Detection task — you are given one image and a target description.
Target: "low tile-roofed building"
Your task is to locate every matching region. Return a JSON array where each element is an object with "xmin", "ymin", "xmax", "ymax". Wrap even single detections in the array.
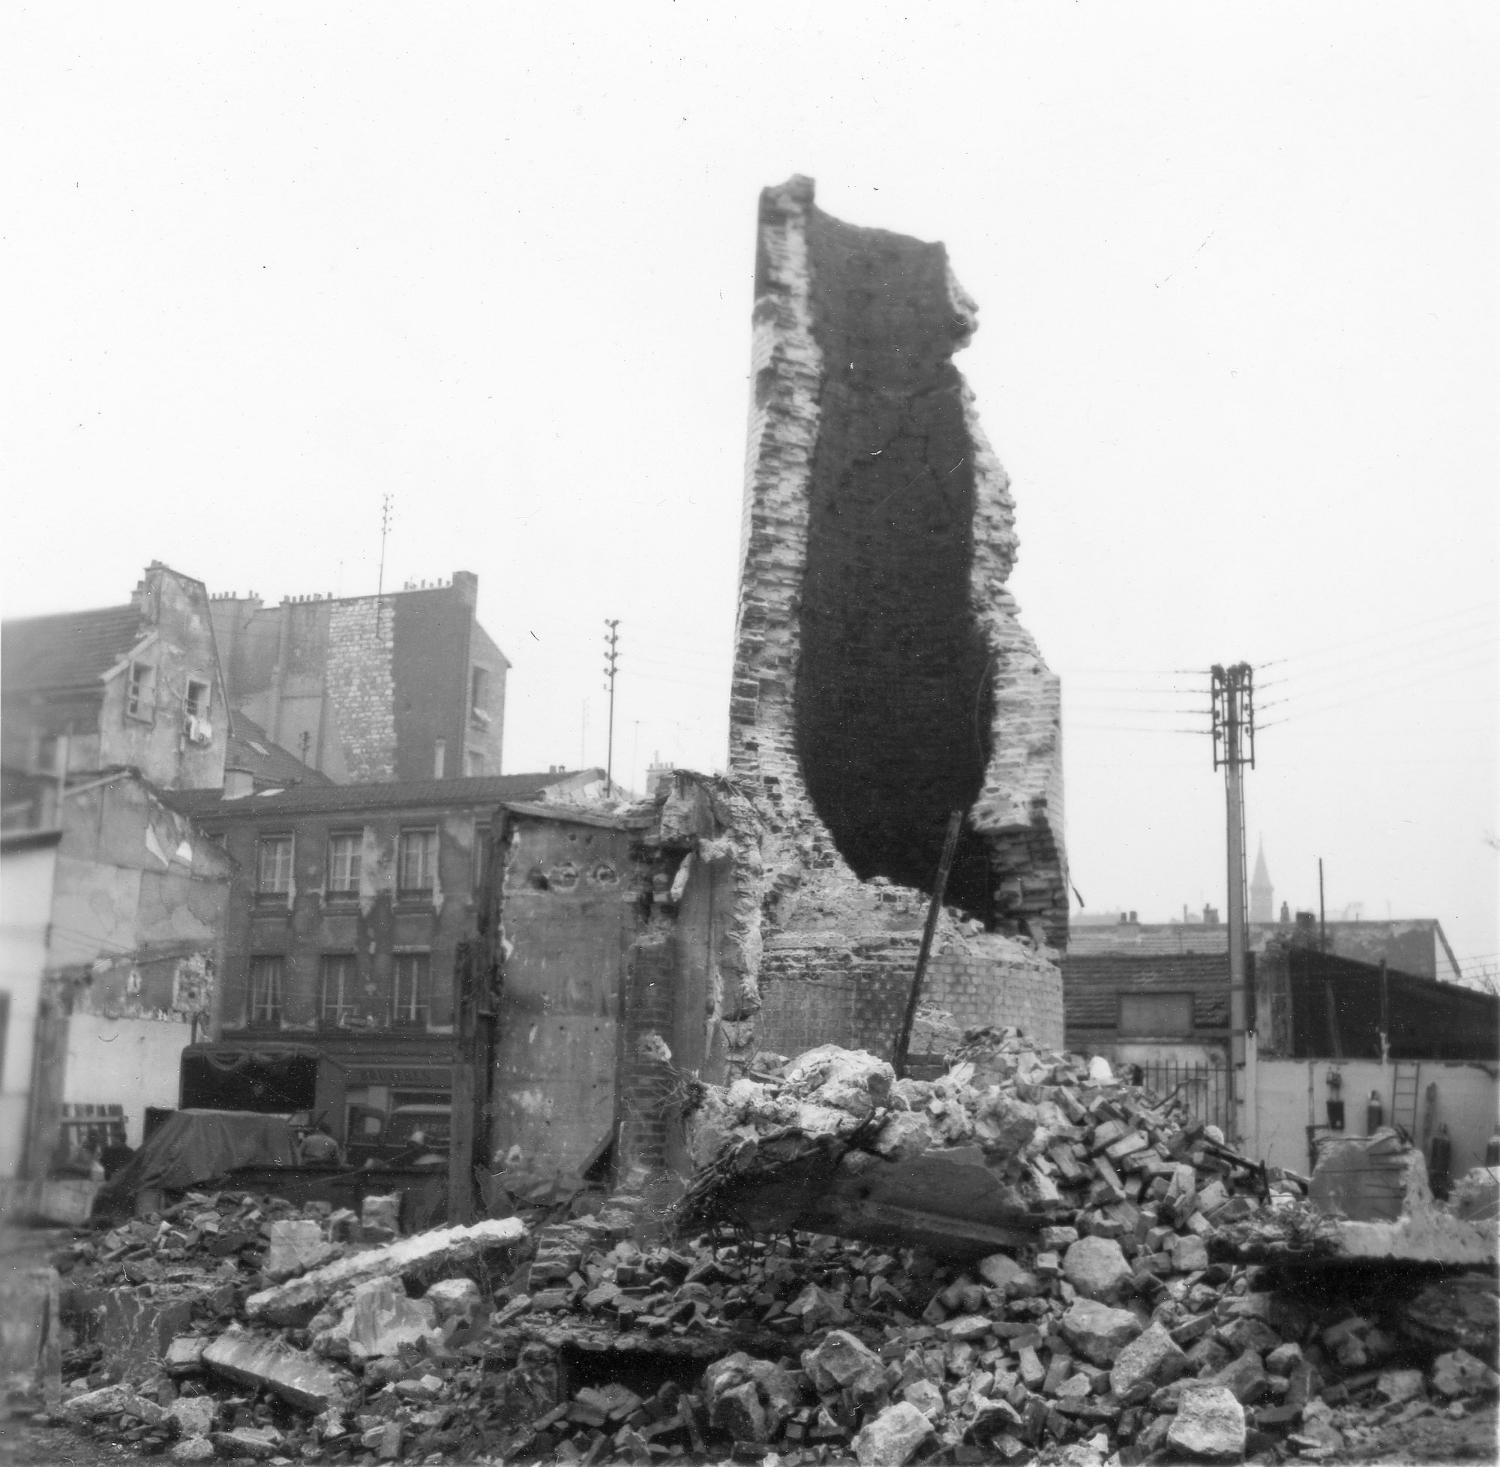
[
  {"xmin": 163, "ymin": 768, "xmax": 605, "ymax": 818},
  {"xmin": 1066, "ymin": 915, "xmax": 1465, "ymax": 987},
  {"xmin": 224, "ymin": 710, "xmax": 331, "ymax": 793},
  {"xmin": 1, "ymin": 604, "xmax": 142, "ymax": 693},
  {"xmin": 1063, "ymin": 952, "xmax": 1232, "ymax": 1038}
]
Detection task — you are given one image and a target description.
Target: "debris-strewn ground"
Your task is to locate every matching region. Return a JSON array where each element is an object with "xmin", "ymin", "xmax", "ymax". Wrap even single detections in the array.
[{"xmin": 10, "ymin": 1029, "xmax": 1499, "ymax": 1465}]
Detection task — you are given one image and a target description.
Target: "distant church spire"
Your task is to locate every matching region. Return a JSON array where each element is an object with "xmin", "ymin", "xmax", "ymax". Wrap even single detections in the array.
[{"xmin": 1250, "ymin": 838, "xmax": 1274, "ymax": 924}]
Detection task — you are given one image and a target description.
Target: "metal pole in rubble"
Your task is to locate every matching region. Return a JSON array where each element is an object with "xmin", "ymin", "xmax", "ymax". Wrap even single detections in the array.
[
  {"xmin": 1211, "ymin": 662, "xmax": 1255, "ymax": 1147},
  {"xmin": 893, "ymin": 809, "xmax": 965, "ymax": 1080},
  {"xmin": 603, "ymin": 620, "xmax": 620, "ymax": 795}
]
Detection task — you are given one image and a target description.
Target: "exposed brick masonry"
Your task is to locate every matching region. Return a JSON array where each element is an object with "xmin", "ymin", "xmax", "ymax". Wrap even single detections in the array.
[{"xmin": 326, "ymin": 600, "xmax": 397, "ymax": 783}]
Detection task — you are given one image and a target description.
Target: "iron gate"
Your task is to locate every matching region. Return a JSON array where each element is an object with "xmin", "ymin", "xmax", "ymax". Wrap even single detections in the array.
[{"xmin": 1135, "ymin": 1059, "xmax": 1230, "ymax": 1136}]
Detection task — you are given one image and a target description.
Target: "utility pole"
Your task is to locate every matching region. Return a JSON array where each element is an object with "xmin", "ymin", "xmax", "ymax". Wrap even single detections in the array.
[
  {"xmin": 1211, "ymin": 662, "xmax": 1256, "ymax": 1148},
  {"xmin": 603, "ymin": 620, "xmax": 620, "ymax": 795}
]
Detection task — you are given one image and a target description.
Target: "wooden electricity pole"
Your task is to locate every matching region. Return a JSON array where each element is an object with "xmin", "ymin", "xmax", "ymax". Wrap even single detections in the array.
[{"xmin": 1211, "ymin": 663, "xmax": 1256, "ymax": 1145}]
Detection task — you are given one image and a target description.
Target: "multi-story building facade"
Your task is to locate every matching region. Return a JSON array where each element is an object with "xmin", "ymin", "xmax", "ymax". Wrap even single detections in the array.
[
  {"xmin": 166, "ymin": 769, "xmax": 604, "ymax": 1139},
  {"xmin": 208, "ymin": 572, "xmax": 508, "ymax": 786}
]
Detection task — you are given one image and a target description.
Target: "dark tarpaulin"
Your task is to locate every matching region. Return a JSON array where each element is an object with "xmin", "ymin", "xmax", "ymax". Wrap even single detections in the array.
[{"xmin": 96, "ymin": 1109, "xmax": 296, "ymax": 1211}]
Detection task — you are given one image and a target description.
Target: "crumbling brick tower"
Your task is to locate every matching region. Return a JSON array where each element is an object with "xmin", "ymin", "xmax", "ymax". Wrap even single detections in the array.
[{"xmin": 726, "ymin": 176, "xmax": 1067, "ymax": 1061}]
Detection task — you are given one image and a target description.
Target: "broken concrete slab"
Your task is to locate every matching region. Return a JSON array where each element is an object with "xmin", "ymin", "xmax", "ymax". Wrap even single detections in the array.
[
  {"xmin": 61, "ymin": 1382, "xmax": 164, "ymax": 1424},
  {"xmin": 202, "ymin": 1323, "xmax": 350, "ymax": 1412},
  {"xmin": 245, "ymin": 1215, "xmax": 525, "ymax": 1326}
]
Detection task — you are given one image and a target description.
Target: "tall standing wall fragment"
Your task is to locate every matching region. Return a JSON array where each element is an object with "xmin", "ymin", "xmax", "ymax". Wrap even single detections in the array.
[{"xmin": 731, "ymin": 177, "xmax": 1067, "ymax": 951}]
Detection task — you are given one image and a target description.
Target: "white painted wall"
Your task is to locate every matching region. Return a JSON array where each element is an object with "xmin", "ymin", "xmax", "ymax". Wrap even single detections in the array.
[
  {"xmin": 0, "ymin": 837, "xmax": 59, "ymax": 1179},
  {"xmin": 1254, "ymin": 1055, "xmax": 1499, "ymax": 1179},
  {"xmin": 64, "ymin": 1012, "xmax": 189, "ymax": 1145}
]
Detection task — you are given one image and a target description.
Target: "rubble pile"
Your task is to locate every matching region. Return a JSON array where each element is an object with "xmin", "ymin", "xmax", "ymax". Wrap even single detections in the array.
[{"xmin": 35, "ymin": 1035, "xmax": 1500, "ymax": 1465}]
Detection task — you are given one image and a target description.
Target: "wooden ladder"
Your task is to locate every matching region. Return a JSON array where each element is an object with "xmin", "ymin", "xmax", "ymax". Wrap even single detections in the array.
[{"xmin": 1391, "ymin": 1061, "xmax": 1422, "ymax": 1137}]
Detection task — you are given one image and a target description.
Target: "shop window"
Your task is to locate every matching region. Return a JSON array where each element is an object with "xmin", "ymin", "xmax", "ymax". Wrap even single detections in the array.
[
  {"xmin": 248, "ymin": 956, "xmax": 284, "ymax": 1028},
  {"xmin": 393, "ymin": 952, "xmax": 430, "ymax": 1029}
]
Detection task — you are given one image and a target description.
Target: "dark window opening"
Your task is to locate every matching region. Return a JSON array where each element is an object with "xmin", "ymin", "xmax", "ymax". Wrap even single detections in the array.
[
  {"xmin": 248, "ymin": 956, "xmax": 284, "ymax": 1028},
  {"xmin": 126, "ymin": 660, "xmax": 156, "ymax": 722},
  {"xmin": 393, "ymin": 952, "xmax": 430, "ymax": 1029}
]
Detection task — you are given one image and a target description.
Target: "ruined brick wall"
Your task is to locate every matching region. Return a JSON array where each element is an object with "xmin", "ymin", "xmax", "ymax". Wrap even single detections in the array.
[
  {"xmin": 326, "ymin": 600, "xmax": 398, "ymax": 782},
  {"xmin": 721, "ymin": 178, "xmax": 1066, "ymax": 1074},
  {"xmin": 729, "ymin": 177, "xmax": 1066, "ymax": 943},
  {"xmin": 924, "ymin": 940, "xmax": 1065, "ymax": 1050}
]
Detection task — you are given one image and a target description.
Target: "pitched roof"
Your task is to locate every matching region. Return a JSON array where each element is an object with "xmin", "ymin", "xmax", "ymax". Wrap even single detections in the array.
[
  {"xmin": 163, "ymin": 770, "xmax": 602, "ymax": 819},
  {"xmin": 225, "ymin": 711, "xmax": 332, "ymax": 791},
  {"xmin": 1, "ymin": 605, "xmax": 143, "ymax": 694}
]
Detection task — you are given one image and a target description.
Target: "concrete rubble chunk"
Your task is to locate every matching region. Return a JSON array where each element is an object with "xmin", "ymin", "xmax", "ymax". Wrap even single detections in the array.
[
  {"xmin": 265, "ymin": 1218, "xmax": 339, "ymax": 1281},
  {"xmin": 169, "ymin": 1439, "xmax": 215, "ymax": 1463},
  {"xmin": 853, "ymin": 1400, "xmax": 936, "ymax": 1467},
  {"xmin": 1110, "ymin": 1321, "xmax": 1189, "ymax": 1398},
  {"xmin": 802, "ymin": 1329, "xmax": 886, "ymax": 1398},
  {"xmin": 1060, "ymin": 1298, "xmax": 1143, "ymax": 1366},
  {"xmin": 361, "ymin": 1193, "xmax": 401, "ymax": 1242},
  {"xmin": 423, "ymin": 1275, "xmax": 485, "ymax": 1330},
  {"xmin": 61, "ymin": 1382, "xmax": 164, "ymax": 1424},
  {"xmin": 313, "ymin": 1276, "xmax": 439, "ymax": 1360},
  {"xmin": 977, "ymin": 1252, "xmax": 1024, "ymax": 1290},
  {"xmin": 1062, "ymin": 1236, "xmax": 1133, "ymax": 1301},
  {"xmin": 1212, "ymin": 1347, "xmax": 1272, "ymax": 1405},
  {"xmin": 1167, "ymin": 1384, "xmax": 1247, "ymax": 1461},
  {"xmin": 202, "ymin": 1323, "xmax": 349, "ymax": 1412},
  {"xmin": 166, "ymin": 1395, "xmax": 216, "ymax": 1437},
  {"xmin": 1430, "ymin": 1348, "xmax": 1500, "ymax": 1399},
  {"xmin": 246, "ymin": 1215, "xmax": 525, "ymax": 1326},
  {"xmin": 210, "ymin": 1425, "xmax": 282, "ymax": 1460}
]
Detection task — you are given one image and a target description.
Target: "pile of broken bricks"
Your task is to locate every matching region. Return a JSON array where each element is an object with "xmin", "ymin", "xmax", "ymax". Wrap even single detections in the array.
[{"xmin": 35, "ymin": 1030, "xmax": 1500, "ymax": 1465}]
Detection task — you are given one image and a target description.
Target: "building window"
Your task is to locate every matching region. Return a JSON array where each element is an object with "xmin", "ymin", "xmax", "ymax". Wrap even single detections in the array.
[
  {"xmin": 469, "ymin": 666, "xmax": 490, "ymax": 727},
  {"xmin": 35, "ymin": 733, "xmax": 59, "ymax": 774},
  {"xmin": 248, "ymin": 956, "xmax": 284, "ymax": 1027},
  {"xmin": 392, "ymin": 952, "xmax": 430, "ymax": 1029},
  {"xmin": 397, "ymin": 828, "xmax": 437, "ymax": 898},
  {"xmin": 326, "ymin": 831, "xmax": 361, "ymax": 897},
  {"xmin": 433, "ymin": 739, "xmax": 447, "ymax": 778},
  {"xmin": 256, "ymin": 835, "xmax": 294, "ymax": 899},
  {"xmin": 126, "ymin": 660, "xmax": 156, "ymax": 722},
  {"xmin": 1118, "ymin": 992, "xmax": 1195, "ymax": 1038},
  {"xmin": 320, "ymin": 954, "xmax": 357, "ymax": 1028},
  {"xmin": 473, "ymin": 824, "xmax": 489, "ymax": 894},
  {"xmin": 466, "ymin": 749, "xmax": 485, "ymax": 776},
  {"xmin": 185, "ymin": 679, "xmax": 211, "ymax": 720}
]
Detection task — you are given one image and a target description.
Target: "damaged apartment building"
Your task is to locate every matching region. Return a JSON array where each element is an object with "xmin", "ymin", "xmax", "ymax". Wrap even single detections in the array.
[{"xmin": 474, "ymin": 177, "xmax": 1072, "ymax": 1190}]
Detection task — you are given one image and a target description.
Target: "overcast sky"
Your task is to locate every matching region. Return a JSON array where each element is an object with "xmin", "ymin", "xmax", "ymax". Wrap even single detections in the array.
[{"xmin": 3, "ymin": 4, "xmax": 1495, "ymax": 977}]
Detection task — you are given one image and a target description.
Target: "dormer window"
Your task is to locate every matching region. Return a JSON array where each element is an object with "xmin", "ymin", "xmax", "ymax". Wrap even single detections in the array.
[{"xmin": 126, "ymin": 660, "xmax": 156, "ymax": 722}]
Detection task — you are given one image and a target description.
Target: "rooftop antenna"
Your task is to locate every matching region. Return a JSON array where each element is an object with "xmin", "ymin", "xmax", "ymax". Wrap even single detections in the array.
[{"xmin": 376, "ymin": 493, "xmax": 393, "ymax": 636}]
